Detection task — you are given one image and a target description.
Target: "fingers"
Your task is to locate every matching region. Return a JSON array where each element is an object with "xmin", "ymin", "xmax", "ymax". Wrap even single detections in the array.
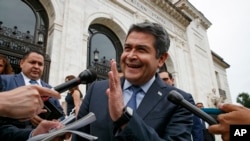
[
  {"xmin": 40, "ymin": 109, "xmax": 47, "ymax": 113},
  {"xmin": 107, "ymin": 59, "xmax": 124, "ymax": 121},
  {"xmin": 208, "ymin": 124, "xmax": 223, "ymax": 134},
  {"xmin": 108, "ymin": 60, "xmax": 118, "ymax": 91},
  {"xmin": 110, "ymin": 59, "xmax": 117, "ymax": 75},
  {"xmin": 53, "ymin": 133, "xmax": 71, "ymax": 141},
  {"xmin": 33, "ymin": 85, "xmax": 61, "ymax": 99},
  {"xmin": 31, "ymin": 116, "xmax": 43, "ymax": 126},
  {"xmin": 218, "ymin": 103, "xmax": 245, "ymax": 113},
  {"xmin": 37, "ymin": 96, "xmax": 44, "ymax": 114},
  {"xmin": 209, "ymin": 124, "xmax": 230, "ymax": 141},
  {"xmin": 111, "ymin": 59, "xmax": 119, "ymax": 81},
  {"xmin": 32, "ymin": 120, "xmax": 61, "ymax": 137}
]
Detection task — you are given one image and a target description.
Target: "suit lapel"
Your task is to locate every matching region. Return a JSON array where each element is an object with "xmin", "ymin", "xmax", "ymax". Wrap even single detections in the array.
[
  {"xmin": 14, "ymin": 73, "xmax": 49, "ymax": 88},
  {"xmin": 40, "ymin": 81, "xmax": 47, "ymax": 87},
  {"xmin": 136, "ymin": 76, "xmax": 167, "ymax": 119},
  {"xmin": 14, "ymin": 73, "xmax": 25, "ymax": 87}
]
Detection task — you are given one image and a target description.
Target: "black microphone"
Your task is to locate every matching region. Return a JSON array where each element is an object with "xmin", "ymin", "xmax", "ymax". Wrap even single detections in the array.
[
  {"xmin": 167, "ymin": 90, "xmax": 218, "ymax": 125},
  {"xmin": 53, "ymin": 69, "xmax": 97, "ymax": 93}
]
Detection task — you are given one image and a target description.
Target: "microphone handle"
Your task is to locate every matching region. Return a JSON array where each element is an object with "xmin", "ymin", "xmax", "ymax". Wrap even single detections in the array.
[
  {"xmin": 181, "ymin": 99, "xmax": 218, "ymax": 125},
  {"xmin": 53, "ymin": 78, "xmax": 81, "ymax": 93}
]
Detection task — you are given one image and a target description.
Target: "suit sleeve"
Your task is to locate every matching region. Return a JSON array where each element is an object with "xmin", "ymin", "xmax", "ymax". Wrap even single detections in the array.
[
  {"xmin": 71, "ymin": 82, "xmax": 94, "ymax": 141},
  {"xmin": 0, "ymin": 124, "xmax": 32, "ymax": 141},
  {"xmin": 116, "ymin": 92, "xmax": 193, "ymax": 141},
  {"xmin": 0, "ymin": 75, "xmax": 7, "ymax": 92}
]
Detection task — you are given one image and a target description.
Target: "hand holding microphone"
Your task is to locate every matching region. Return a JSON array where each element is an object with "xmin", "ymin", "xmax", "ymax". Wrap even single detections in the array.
[
  {"xmin": 53, "ymin": 69, "xmax": 97, "ymax": 93},
  {"xmin": 40, "ymin": 69, "xmax": 97, "ymax": 120}
]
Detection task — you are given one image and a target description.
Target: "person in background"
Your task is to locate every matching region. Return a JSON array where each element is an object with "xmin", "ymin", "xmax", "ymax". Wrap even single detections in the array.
[
  {"xmin": 0, "ymin": 54, "xmax": 13, "ymax": 74},
  {"xmin": 191, "ymin": 112, "xmax": 204, "ymax": 141},
  {"xmin": 159, "ymin": 70, "xmax": 203, "ymax": 141},
  {"xmin": 159, "ymin": 71, "xmax": 174, "ymax": 86},
  {"xmin": 65, "ymin": 75, "xmax": 83, "ymax": 116},
  {"xmin": 208, "ymin": 103, "xmax": 250, "ymax": 141},
  {"xmin": 73, "ymin": 22, "xmax": 195, "ymax": 141},
  {"xmin": 0, "ymin": 50, "xmax": 65, "ymax": 141},
  {"xmin": 196, "ymin": 102, "xmax": 215, "ymax": 141}
]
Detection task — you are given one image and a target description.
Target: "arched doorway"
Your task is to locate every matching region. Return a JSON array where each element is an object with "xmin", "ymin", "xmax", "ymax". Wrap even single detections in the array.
[
  {"xmin": 0, "ymin": 0, "xmax": 50, "ymax": 81},
  {"xmin": 88, "ymin": 24, "xmax": 123, "ymax": 80}
]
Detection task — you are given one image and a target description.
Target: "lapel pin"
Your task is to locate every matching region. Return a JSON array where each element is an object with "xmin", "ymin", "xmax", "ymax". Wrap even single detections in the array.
[{"xmin": 157, "ymin": 91, "xmax": 162, "ymax": 96}]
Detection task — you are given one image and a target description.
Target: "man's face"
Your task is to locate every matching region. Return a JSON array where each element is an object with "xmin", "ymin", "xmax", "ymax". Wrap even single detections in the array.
[
  {"xmin": 196, "ymin": 103, "xmax": 204, "ymax": 109},
  {"xmin": 120, "ymin": 31, "xmax": 167, "ymax": 85},
  {"xmin": 159, "ymin": 72, "xmax": 173, "ymax": 86},
  {"xmin": 0, "ymin": 59, "xmax": 4, "ymax": 74},
  {"xmin": 20, "ymin": 52, "xmax": 44, "ymax": 80}
]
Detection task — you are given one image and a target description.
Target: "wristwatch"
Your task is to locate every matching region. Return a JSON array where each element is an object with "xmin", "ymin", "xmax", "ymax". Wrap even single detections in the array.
[{"xmin": 114, "ymin": 107, "xmax": 133, "ymax": 129}]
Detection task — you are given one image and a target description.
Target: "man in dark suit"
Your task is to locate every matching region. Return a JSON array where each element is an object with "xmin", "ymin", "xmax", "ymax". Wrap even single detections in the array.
[
  {"xmin": 73, "ymin": 22, "xmax": 194, "ymax": 141},
  {"xmin": 192, "ymin": 115, "xmax": 204, "ymax": 141},
  {"xmin": 0, "ymin": 51, "xmax": 64, "ymax": 141},
  {"xmin": 159, "ymin": 71, "xmax": 204, "ymax": 141},
  {"xmin": 159, "ymin": 71, "xmax": 175, "ymax": 86},
  {"xmin": 196, "ymin": 102, "xmax": 215, "ymax": 141}
]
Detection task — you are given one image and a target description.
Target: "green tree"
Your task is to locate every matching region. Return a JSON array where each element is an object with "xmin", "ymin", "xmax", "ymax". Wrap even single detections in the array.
[{"xmin": 237, "ymin": 92, "xmax": 250, "ymax": 108}]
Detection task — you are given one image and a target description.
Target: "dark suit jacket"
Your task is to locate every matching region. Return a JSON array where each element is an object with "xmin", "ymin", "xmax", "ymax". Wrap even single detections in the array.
[
  {"xmin": 191, "ymin": 115, "xmax": 204, "ymax": 141},
  {"xmin": 0, "ymin": 73, "xmax": 64, "ymax": 141},
  {"xmin": 73, "ymin": 74, "xmax": 194, "ymax": 141},
  {"xmin": 203, "ymin": 114, "xmax": 216, "ymax": 141}
]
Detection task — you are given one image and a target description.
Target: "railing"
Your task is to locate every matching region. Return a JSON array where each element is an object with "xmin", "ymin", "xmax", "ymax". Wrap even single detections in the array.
[
  {"xmin": 0, "ymin": 22, "xmax": 50, "ymax": 82},
  {"xmin": 89, "ymin": 57, "xmax": 121, "ymax": 80},
  {"xmin": 0, "ymin": 34, "xmax": 44, "ymax": 52}
]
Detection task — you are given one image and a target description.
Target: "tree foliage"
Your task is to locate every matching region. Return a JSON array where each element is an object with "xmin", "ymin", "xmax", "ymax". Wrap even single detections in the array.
[{"xmin": 236, "ymin": 92, "xmax": 250, "ymax": 108}]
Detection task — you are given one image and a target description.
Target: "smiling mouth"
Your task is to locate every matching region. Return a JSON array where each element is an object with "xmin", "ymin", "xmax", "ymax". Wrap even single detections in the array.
[
  {"xmin": 31, "ymin": 71, "xmax": 40, "ymax": 74},
  {"xmin": 127, "ymin": 63, "xmax": 141, "ymax": 68}
]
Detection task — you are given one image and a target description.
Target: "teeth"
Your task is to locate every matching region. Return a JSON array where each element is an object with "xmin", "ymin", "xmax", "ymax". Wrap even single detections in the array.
[{"xmin": 128, "ymin": 65, "xmax": 137, "ymax": 68}]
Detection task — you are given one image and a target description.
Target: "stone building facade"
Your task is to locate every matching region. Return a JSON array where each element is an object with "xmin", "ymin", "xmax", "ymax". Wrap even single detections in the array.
[{"xmin": 0, "ymin": 0, "xmax": 231, "ymax": 107}]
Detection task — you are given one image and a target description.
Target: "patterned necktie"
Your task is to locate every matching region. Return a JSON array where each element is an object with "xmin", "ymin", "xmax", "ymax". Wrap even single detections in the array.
[
  {"xmin": 29, "ymin": 79, "xmax": 38, "ymax": 85},
  {"xmin": 126, "ymin": 85, "xmax": 141, "ymax": 110}
]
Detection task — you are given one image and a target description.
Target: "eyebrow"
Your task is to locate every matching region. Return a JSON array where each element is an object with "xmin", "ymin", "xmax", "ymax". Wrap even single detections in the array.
[{"xmin": 162, "ymin": 78, "xmax": 169, "ymax": 80}]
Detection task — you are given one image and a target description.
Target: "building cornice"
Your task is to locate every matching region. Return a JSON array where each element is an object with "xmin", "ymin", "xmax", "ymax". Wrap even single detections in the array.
[
  {"xmin": 174, "ymin": 0, "xmax": 212, "ymax": 29},
  {"xmin": 111, "ymin": 0, "xmax": 191, "ymax": 27},
  {"xmin": 150, "ymin": 0, "xmax": 191, "ymax": 27},
  {"xmin": 212, "ymin": 51, "xmax": 230, "ymax": 69}
]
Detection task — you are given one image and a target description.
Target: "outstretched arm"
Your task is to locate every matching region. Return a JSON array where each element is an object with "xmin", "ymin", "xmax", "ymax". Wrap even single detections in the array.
[
  {"xmin": 0, "ymin": 85, "xmax": 60, "ymax": 120},
  {"xmin": 208, "ymin": 103, "xmax": 250, "ymax": 141}
]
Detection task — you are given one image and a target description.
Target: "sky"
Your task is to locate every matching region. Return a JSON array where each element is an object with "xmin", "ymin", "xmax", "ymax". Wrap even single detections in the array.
[{"xmin": 188, "ymin": 0, "xmax": 250, "ymax": 103}]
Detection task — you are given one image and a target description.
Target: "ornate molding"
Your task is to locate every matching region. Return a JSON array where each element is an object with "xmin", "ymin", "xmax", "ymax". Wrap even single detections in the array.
[
  {"xmin": 174, "ymin": 0, "xmax": 212, "ymax": 30},
  {"xmin": 149, "ymin": 0, "xmax": 191, "ymax": 27}
]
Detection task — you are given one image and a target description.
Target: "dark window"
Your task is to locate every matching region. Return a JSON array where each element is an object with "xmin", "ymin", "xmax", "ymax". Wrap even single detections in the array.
[
  {"xmin": 0, "ymin": 0, "xmax": 50, "ymax": 81},
  {"xmin": 90, "ymin": 33, "xmax": 116, "ymax": 64},
  {"xmin": 88, "ymin": 24, "xmax": 123, "ymax": 80},
  {"xmin": 0, "ymin": 0, "xmax": 36, "ymax": 35}
]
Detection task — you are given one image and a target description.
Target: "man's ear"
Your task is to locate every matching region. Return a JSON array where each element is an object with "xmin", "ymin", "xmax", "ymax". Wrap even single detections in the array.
[
  {"xmin": 19, "ymin": 59, "xmax": 24, "ymax": 69},
  {"xmin": 158, "ymin": 52, "xmax": 168, "ymax": 68},
  {"xmin": 172, "ymin": 78, "xmax": 175, "ymax": 83}
]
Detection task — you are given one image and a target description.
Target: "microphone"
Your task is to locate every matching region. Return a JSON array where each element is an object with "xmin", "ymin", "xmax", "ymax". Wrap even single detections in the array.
[
  {"xmin": 53, "ymin": 69, "xmax": 97, "ymax": 93},
  {"xmin": 167, "ymin": 90, "xmax": 218, "ymax": 125}
]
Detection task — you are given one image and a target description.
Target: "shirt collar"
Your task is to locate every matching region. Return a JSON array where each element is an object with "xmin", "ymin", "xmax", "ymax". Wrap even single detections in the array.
[
  {"xmin": 21, "ymin": 72, "xmax": 41, "ymax": 85},
  {"xmin": 123, "ymin": 75, "xmax": 155, "ymax": 93}
]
